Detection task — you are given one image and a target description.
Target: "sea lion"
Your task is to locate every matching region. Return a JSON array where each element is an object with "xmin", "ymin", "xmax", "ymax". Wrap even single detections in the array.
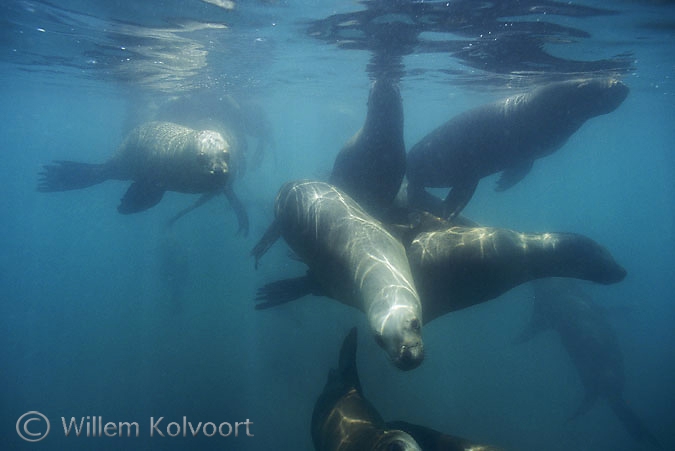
[
  {"xmin": 384, "ymin": 421, "xmax": 503, "ymax": 451},
  {"xmin": 516, "ymin": 279, "xmax": 663, "ymax": 449},
  {"xmin": 251, "ymin": 180, "xmax": 424, "ymax": 370},
  {"xmin": 312, "ymin": 327, "xmax": 423, "ymax": 451},
  {"xmin": 407, "ymin": 224, "xmax": 627, "ymax": 323},
  {"xmin": 256, "ymin": 218, "xmax": 626, "ymax": 325},
  {"xmin": 329, "ymin": 78, "xmax": 405, "ymax": 219},
  {"xmin": 406, "ymin": 78, "xmax": 629, "ymax": 218},
  {"xmin": 38, "ymin": 121, "xmax": 230, "ymax": 215}
]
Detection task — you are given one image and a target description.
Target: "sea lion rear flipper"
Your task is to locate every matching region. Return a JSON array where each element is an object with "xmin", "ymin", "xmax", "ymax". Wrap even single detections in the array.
[
  {"xmin": 38, "ymin": 161, "xmax": 109, "ymax": 192},
  {"xmin": 255, "ymin": 273, "xmax": 324, "ymax": 310},
  {"xmin": 167, "ymin": 192, "xmax": 217, "ymax": 227},
  {"xmin": 224, "ymin": 185, "xmax": 249, "ymax": 237},
  {"xmin": 442, "ymin": 179, "xmax": 479, "ymax": 219},
  {"xmin": 495, "ymin": 160, "xmax": 533, "ymax": 192},
  {"xmin": 118, "ymin": 182, "xmax": 165, "ymax": 214},
  {"xmin": 337, "ymin": 327, "xmax": 361, "ymax": 393},
  {"xmin": 250, "ymin": 219, "xmax": 281, "ymax": 269}
]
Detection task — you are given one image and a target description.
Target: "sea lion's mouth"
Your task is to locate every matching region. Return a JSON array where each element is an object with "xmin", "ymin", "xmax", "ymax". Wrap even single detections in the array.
[{"xmin": 393, "ymin": 343, "xmax": 424, "ymax": 371}]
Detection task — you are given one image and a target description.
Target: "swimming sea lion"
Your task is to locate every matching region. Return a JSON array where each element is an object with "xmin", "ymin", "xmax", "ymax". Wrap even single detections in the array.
[
  {"xmin": 255, "ymin": 219, "xmax": 626, "ymax": 325},
  {"xmin": 407, "ymin": 225, "xmax": 627, "ymax": 323},
  {"xmin": 312, "ymin": 327, "xmax": 422, "ymax": 451},
  {"xmin": 251, "ymin": 180, "xmax": 424, "ymax": 370},
  {"xmin": 406, "ymin": 78, "xmax": 629, "ymax": 218},
  {"xmin": 329, "ymin": 78, "xmax": 405, "ymax": 219},
  {"xmin": 38, "ymin": 121, "xmax": 230, "ymax": 215},
  {"xmin": 516, "ymin": 279, "xmax": 663, "ymax": 449}
]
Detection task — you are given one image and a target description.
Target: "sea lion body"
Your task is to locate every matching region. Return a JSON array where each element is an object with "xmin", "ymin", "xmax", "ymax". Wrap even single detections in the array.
[
  {"xmin": 407, "ymin": 78, "xmax": 629, "ymax": 218},
  {"xmin": 517, "ymin": 279, "xmax": 662, "ymax": 448},
  {"xmin": 407, "ymin": 225, "xmax": 627, "ymax": 323},
  {"xmin": 312, "ymin": 328, "xmax": 422, "ymax": 451},
  {"xmin": 38, "ymin": 121, "xmax": 230, "ymax": 214},
  {"xmin": 330, "ymin": 79, "xmax": 405, "ymax": 218},
  {"xmin": 268, "ymin": 180, "xmax": 424, "ymax": 370}
]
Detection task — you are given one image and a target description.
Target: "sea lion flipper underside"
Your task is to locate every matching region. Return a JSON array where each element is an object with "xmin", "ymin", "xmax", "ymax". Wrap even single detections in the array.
[
  {"xmin": 117, "ymin": 182, "xmax": 165, "ymax": 214},
  {"xmin": 255, "ymin": 274, "xmax": 324, "ymax": 310},
  {"xmin": 442, "ymin": 179, "xmax": 479, "ymax": 219},
  {"xmin": 224, "ymin": 185, "xmax": 249, "ymax": 237},
  {"xmin": 167, "ymin": 192, "xmax": 218, "ymax": 227},
  {"xmin": 38, "ymin": 161, "xmax": 109, "ymax": 192},
  {"xmin": 495, "ymin": 159, "xmax": 534, "ymax": 192},
  {"xmin": 250, "ymin": 219, "xmax": 281, "ymax": 269}
]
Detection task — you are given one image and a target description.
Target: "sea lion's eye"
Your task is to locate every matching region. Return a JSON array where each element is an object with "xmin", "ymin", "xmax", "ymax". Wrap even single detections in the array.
[{"xmin": 410, "ymin": 319, "xmax": 420, "ymax": 331}]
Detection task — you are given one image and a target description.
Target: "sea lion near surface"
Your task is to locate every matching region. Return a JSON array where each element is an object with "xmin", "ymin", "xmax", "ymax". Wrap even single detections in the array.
[
  {"xmin": 38, "ymin": 121, "xmax": 230, "ymax": 215},
  {"xmin": 516, "ymin": 279, "xmax": 663, "ymax": 449},
  {"xmin": 406, "ymin": 77, "xmax": 629, "ymax": 219},
  {"xmin": 255, "ymin": 213, "xmax": 626, "ymax": 325},
  {"xmin": 329, "ymin": 78, "xmax": 406, "ymax": 219},
  {"xmin": 312, "ymin": 327, "xmax": 423, "ymax": 451},
  {"xmin": 251, "ymin": 180, "xmax": 424, "ymax": 371}
]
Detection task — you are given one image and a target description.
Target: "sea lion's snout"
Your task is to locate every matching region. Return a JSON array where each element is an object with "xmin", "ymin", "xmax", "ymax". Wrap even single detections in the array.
[{"xmin": 395, "ymin": 342, "xmax": 424, "ymax": 371}]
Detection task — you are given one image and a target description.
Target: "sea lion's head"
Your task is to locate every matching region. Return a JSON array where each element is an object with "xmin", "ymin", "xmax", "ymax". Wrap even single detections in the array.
[
  {"xmin": 373, "ymin": 430, "xmax": 422, "ymax": 451},
  {"xmin": 194, "ymin": 129, "xmax": 230, "ymax": 188},
  {"xmin": 375, "ymin": 303, "xmax": 424, "ymax": 371},
  {"xmin": 563, "ymin": 78, "xmax": 629, "ymax": 118}
]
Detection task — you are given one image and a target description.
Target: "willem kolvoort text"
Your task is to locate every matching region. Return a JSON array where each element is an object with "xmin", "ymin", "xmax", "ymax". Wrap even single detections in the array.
[{"xmin": 61, "ymin": 416, "xmax": 254, "ymax": 438}]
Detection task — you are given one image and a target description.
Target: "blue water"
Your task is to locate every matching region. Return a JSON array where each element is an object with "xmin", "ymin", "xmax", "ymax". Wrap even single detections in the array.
[{"xmin": 1, "ymin": 1, "xmax": 674, "ymax": 450}]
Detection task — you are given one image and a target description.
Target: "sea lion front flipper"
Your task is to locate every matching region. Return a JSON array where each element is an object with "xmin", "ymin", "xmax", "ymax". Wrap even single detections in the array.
[
  {"xmin": 255, "ymin": 273, "xmax": 324, "ymax": 310},
  {"xmin": 166, "ymin": 192, "xmax": 217, "ymax": 227},
  {"xmin": 224, "ymin": 185, "xmax": 249, "ymax": 237},
  {"xmin": 118, "ymin": 182, "xmax": 165, "ymax": 214},
  {"xmin": 442, "ymin": 179, "xmax": 479, "ymax": 219},
  {"xmin": 495, "ymin": 159, "xmax": 533, "ymax": 192}
]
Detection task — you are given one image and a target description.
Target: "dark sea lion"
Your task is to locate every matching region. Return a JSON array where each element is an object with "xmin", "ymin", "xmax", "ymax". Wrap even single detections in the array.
[
  {"xmin": 312, "ymin": 327, "xmax": 422, "ymax": 451},
  {"xmin": 407, "ymin": 225, "xmax": 627, "ymax": 323},
  {"xmin": 384, "ymin": 421, "xmax": 503, "ymax": 451},
  {"xmin": 251, "ymin": 180, "xmax": 424, "ymax": 370},
  {"xmin": 516, "ymin": 279, "xmax": 663, "ymax": 449},
  {"xmin": 406, "ymin": 78, "xmax": 629, "ymax": 218},
  {"xmin": 256, "ymin": 219, "xmax": 626, "ymax": 325},
  {"xmin": 38, "ymin": 121, "xmax": 230, "ymax": 214},
  {"xmin": 329, "ymin": 78, "xmax": 405, "ymax": 218}
]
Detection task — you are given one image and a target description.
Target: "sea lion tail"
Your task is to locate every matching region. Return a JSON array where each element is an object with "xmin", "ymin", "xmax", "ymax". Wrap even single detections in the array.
[
  {"xmin": 608, "ymin": 395, "xmax": 664, "ymax": 449},
  {"xmin": 38, "ymin": 160, "xmax": 110, "ymax": 192}
]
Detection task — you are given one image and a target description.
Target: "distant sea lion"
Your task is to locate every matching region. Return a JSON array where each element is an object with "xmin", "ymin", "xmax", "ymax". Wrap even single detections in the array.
[
  {"xmin": 255, "ymin": 218, "xmax": 626, "ymax": 325},
  {"xmin": 312, "ymin": 327, "xmax": 423, "ymax": 451},
  {"xmin": 38, "ymin": 121, "xmax": 230, "ymax": 215},
  {"xmin": 516, "ymin": 279, "xmax": 663, "ymax": 449},
  {"xmin": 406, "ymin": 78, "xmax": 629, "ymax": 218},
  {"xmin": 329, "ymin": 78, "xmax": 405, "ymax": 218},
  {"xmin": 251, "ymin": 180, "xmax": 424, "ymax": 370}
]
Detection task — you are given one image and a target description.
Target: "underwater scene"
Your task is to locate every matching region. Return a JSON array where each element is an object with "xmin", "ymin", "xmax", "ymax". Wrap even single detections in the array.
[{"xmin": 1, "ymin": 0, "xmax": 674, "ymax": 450}]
